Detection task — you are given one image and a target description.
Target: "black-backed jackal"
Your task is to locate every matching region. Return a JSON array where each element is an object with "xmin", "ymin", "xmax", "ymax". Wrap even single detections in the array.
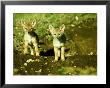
[
  {"xmin": 21, "ymin": 19, "xmax": 39, "ymax": 56},
  {"xmin": 48, "ymin": 24, "xmax": 66, "ymax": 62}
]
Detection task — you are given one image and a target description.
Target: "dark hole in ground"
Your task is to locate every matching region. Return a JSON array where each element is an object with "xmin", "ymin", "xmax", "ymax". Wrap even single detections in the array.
[
  {"xmin": 40, "ymin": 49, "xmax": 54, "ymax": 56},
  {"xmin": 40, "ymin": 48, "xmax": 70, "ymax": 56}
]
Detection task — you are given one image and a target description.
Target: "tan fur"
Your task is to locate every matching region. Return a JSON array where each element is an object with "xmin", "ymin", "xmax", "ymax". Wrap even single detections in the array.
[
  {"xmin": 21, "ymin": 19, "xmax": 39, "ymax": 56},
  {"xmin": 48, "ymin": 24, "xmax": 66, "ymax": 62}
]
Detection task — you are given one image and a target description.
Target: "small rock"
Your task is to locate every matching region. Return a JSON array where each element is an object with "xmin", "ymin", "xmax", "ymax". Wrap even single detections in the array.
[
  {"xmin": 24, "ymin": 63, "xmax": 27, "ymax": 66},
  {"xmin": 25, "ymin": 70, "xmax": 27, "ymax": 73},
  {"xmin": 74, "ymin": 66, "xmax": 76, "ymax": 68}
]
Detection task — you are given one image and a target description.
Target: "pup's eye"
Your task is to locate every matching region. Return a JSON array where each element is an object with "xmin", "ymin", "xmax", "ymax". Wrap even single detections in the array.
[
  {"xmin": 30, "ymin": 28, "xmax": 33, "ymax": 30},
  {"xmin": 54, "ymin": 34, "xmax": 56, "ymax": 35},
  {"xmin": 58, "ymin": 34, "xmax": 61, "ymax": 35}
]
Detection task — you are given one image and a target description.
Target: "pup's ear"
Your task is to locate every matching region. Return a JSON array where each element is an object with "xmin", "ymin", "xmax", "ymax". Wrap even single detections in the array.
[
  {"xmin": 48, "ymin": 25, "xmax": 54, "ymax": 33},
  {"xmin": 60, "ymin": 24, "xmax": 65, "ymax": 32},
  {"xmin": 31, "ymin": 20, "xmax": 36, "ymax": 27},
  {"xmin": 20, "ymin": 19, "xmax": 26, "ymax": 27}
]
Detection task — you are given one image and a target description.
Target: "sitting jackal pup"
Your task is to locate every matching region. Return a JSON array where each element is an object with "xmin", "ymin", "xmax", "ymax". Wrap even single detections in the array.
[
  {"xmin": 48, "ymin": 24, "xmax": 66, "ymax": 62},
  {"xmin": 21, "ymin": 20, "xmax": 39, "ymax": 56}
]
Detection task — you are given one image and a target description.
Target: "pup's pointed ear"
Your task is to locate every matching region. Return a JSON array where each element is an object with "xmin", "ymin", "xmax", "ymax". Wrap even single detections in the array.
[
  {"xmin": 31, "ymin": 20, "xmax": 36, "ymax": 27},
  {"xmin": 60, "ymin": 24, "xmax": 65, "ymax": 32},
  {"xmin": 48, "ymin": 25, "xmax": 54, "ymax": 33},
  {"xmin": 20, "ymin": 19, "xmax": 25, "ymax": 27}
]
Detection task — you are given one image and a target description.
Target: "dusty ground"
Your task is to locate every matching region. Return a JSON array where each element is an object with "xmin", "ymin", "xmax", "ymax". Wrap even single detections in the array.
[{"xmin": 13, "ymin": 50, "xmax": 97, "ymax": 75}]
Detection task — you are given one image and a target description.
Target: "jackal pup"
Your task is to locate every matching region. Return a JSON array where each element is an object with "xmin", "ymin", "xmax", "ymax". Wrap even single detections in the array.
[
  {"xmin": 48, "ymin": 24, "xmax": 66, "ymax": 62},
  {"xmin": 21, "ymin": 19, "xmax": 39, "ymax": 56}
]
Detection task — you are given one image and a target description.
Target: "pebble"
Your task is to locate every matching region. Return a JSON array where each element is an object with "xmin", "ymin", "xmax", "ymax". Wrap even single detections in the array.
[
  {"xmin": 74, "ymin": 66, "xmax": 76, "ymax": 68},
  {"xmin": 24, "ymin": 63, "xmax": 27, "ymax": 66}
]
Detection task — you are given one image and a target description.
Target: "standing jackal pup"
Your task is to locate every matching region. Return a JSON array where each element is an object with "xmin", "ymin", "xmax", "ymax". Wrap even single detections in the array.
[
  {"xmin": 21, "ymin": 19, "xmax": 39, "ymax": 56},
  {"xmin": 48, "ymin": 24, "xmax": 66, "ymax": 62}
]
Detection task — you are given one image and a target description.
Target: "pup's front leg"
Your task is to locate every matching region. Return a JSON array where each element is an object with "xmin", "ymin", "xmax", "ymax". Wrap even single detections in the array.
[
  {"xmin": 23, "ymin": 42, "xmax": 28, "ymax": 54},
  {"xmin": 29, "ymin": 46, "xmax": 34, "ymax": 55},
  {"xmin": 61, "ymin": 46, "xmax": 65, "ymax": 61},
  {"xmin": 54, "ymin": 47, "xmax": 59, "ymax": 62},
  {"xmin": 33, "ymin": 41, "xmax": 39, "ymax": 56}
]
